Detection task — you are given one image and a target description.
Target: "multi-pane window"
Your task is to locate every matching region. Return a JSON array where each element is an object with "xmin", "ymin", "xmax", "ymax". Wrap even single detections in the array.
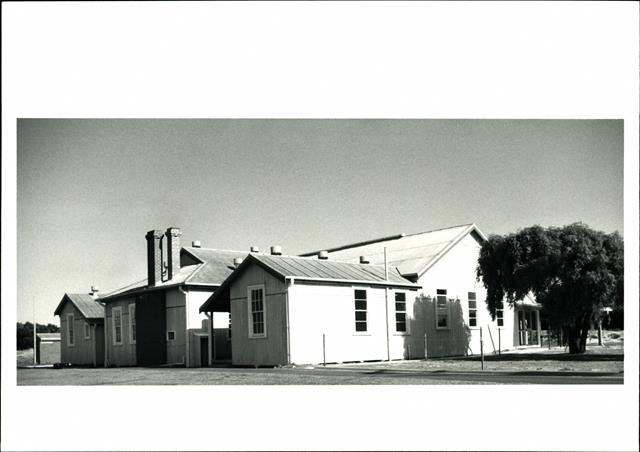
[
  {"xmin": 436, "ymin": 289, "xmax": 449, "ymax": 329},
  {"xmin": 468, "ymin": 292, "xmax": 477, "ymax": 327},
  {"xmin": 354, "ymin": 289, "xmax": 367, "ymax": 332},
  {"xmin": 67, "ymin": 313, "xmax": 75, "ymax": 346},
  {"xmin": 248, "ymin": 285, "xmax": 266, "ymax": 338},
  {"xmin": 84, "ymin": 322, "xmax": 91, "ymax": 339},
  {"xmin": 167, "ymin": 331, "xmax": 176, "ymax": 341},
  {"xmin": 496, "ymin": 301, "xmax": 504, "ymax": 327},
  {"xmin": 113, "ymin": 307, "xmax": 122, "ymax": 345},
  {"xmin": 129, "ymin": 303, "xmax": 136, "ymax": 344},
  {"xmin": 395, "ymin": 292, "xmax": 407, "ymax": 333}
]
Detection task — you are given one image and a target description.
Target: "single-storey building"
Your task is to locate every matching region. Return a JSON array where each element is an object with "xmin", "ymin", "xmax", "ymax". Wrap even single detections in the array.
[
  {"xmin": 36, "ymin": 333, "xmax": 60, "ymax": 365},
  {"xmin": 54, "ymin": 291, "xmax": 105, "ymax": 366},
  {"xmin": 300, "ymin": 224, "xmax": 542, "ymax": 358},
  {"xmin": 200, "ymin": 251, "xmax": 421, "ymax": 366},
  {"xmin": 98, "ymin": 227, "xmax": 248, "ymax": 367}
]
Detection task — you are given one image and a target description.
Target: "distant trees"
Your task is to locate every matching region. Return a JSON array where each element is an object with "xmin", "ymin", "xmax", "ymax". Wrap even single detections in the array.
[
  {"xmin": 476, "ymin": 223, "xmax": 623, "ymax": 354},
  {"xmin": 16, "ymin": 322, "xmax": 60, "ymax": 350}
]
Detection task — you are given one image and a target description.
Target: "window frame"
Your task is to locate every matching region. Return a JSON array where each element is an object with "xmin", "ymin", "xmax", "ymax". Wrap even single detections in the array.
[
  {"xmin": 84, "ymin": 322, "xmax": 91, "ymax": 340},
  {"xmin": 394, "ymin": 291, "xmax": 409, "ymax": 334},
  {"xmin": 129, "ymin": 303, "xmax": 136, "ymax": 344},
  {"xmin": 435, "ymin": 289, "xmax": 450, "ymax": 330},
  {"xmin": 112, "ymin": 306, "xmax": 123, "ymax": 346},
  {"xmin": 67, "ymin": 313, "xmax": 75, "ymax": 347},
  {"xmin": 247, "ymin": 284, "xmax": 267, "ymax": 339},
  {"xmin": 167, "ymin": 330, "xmax": 176, "ymax": 341},
  {"xmin": 354, "ymin": 288, "xmax": 368, "ymax": 334},
  {"xmin": 467, "ymin": 291, "xmax": 478, "ymax": 328},
  {"xmin": 496, "ymin": 301, "xmax": 504, "ymax": 327}
]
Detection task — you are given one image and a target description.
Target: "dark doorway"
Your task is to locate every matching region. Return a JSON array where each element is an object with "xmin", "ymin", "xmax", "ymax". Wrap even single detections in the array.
[
  {"xmin": 136, "ymin": 292, "xmax": 167, "ymax": 365},
  {"xmin": 200, "ymin": 336, "xmax": 209, "ymax": 367}
]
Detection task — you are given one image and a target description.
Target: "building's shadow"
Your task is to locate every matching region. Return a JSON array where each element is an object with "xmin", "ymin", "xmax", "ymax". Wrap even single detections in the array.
[{"xmin": 402, "ymin": 294, "xmax": 471, "ymax": 359}]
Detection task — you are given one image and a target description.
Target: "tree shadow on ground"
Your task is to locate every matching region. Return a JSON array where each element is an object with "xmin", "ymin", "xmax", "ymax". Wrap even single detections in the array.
[{"xmin": 445, "ymin": 352, "xmax": 623, "ymax": 362}]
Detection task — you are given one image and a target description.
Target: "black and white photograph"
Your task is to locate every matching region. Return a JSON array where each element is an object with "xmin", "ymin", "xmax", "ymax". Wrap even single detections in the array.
[{"xmin": 2, "ymin": 2, "xmax": 638, "ymax": 451}]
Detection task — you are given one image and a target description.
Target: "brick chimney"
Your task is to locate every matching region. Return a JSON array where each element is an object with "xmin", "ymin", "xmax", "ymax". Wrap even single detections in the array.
[
  {"xmin": 166, "ymin": 227, "xmax": 182, "ymax": 280},
  {"xmin": 146, "ymin": 229, "xmax": 164, "ymax": 286}
]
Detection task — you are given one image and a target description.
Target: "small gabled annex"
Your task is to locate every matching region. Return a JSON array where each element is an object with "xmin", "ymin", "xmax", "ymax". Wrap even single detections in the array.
[
  {"xmin": 200, "ymin": 251, "xmax": 421, "ymax": 367},
  {"xmin": 54, "ymin": 291, "xmax": 105, "ymax": 367}
]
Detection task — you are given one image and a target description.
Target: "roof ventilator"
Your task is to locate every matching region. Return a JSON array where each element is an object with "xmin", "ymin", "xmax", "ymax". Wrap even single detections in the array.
[{"xmin": 270, "ymin": 246, "xmax": 282, "ymax": 256}]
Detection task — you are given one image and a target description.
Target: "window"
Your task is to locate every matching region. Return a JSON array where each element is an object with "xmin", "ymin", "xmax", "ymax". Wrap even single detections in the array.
[
  {"xmin": 84, "ymin": 322, "xmax": 91, "ymax": 339},
  {"xmin": 395, "ymin": 292, "xmax": 407, "ymax": 333},
  {"xmin": 112, "ymin": 307, "xmax": 122, "ymax": 345},
  {"xmin": 436, "ymin": 289, "xmax": 449, "ymax": 329},
  {"xmin": 468, "ymin": 292, "xmax": 477, "ymax": 327},
  {"xmin": 129, "ymin": 303, "xmax": 136, "ymax": 344},
  {"xmin": 496, "ymin": 301, "xmax": 504, "ymax": 327},
  {"xmin": 354, "ymin": 289, "xmax": 367, "ymax": 332},
  {"xmin": 248, "ymin": 285, "xmax": 266, "ymax": 338},
  {"xmin": 167, "ymin": 331, "xmax": 176, "ymax": 341},
  {"xmin": 67, "ymin": 313, "xmax": 75, "ymax": 346},
  {"xmin": 228, "ymin": 313, "xmax": 232, "ymax": 340}
]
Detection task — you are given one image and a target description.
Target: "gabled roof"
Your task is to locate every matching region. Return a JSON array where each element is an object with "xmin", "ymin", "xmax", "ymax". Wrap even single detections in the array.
[
  {"xmin": 300, "ymin": 224, "xmax": 487, "ymax": 279},
  {"xmin": 99, "ymin": 247, "xmax": 249, "ymax": 302},
  {"xmin": 200, "ymin": 253, "xmax": 420, "ymax": 313},
  {"xmin": 54, "ymin": 293, "xmax": 104, "ymax": 320}
]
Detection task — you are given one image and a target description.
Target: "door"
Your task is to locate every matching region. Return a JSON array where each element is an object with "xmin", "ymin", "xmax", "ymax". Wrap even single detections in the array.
[{"xmin": 200, "ymin": 336, "xmax": 209, "ymax": 367}]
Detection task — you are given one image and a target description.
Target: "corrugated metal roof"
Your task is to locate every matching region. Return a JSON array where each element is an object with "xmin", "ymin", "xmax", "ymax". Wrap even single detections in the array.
[
  {"xmin": 54, "ymin": 293, "xmax": 104, "ymax": 319},
  {"xmin": 182, "ymin": 248, "xmax": 249, "ymax": 285},
  {"xmin": 200, "ymin": 253, "xmax": 419, "ymax": 312},
  {"xmin": 253, "ymin": 254, "xmax": 415, "ymax": 285},
  {"xmin": 300, "ymin": 224, "xmax": 485, "ymax": 277},
  {"xmin": 99, "ymin": 248, "xmax": 249, "ymax": 301}
]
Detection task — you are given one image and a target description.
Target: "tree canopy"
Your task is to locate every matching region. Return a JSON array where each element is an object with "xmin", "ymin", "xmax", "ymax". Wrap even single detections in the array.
[
  {"xmin": 16, "ymin": 322, "xmax": 60, "ymax": 350},
  {"xmin": 476, "ymin": 223, "xmax": 623, "ymax": 353}
]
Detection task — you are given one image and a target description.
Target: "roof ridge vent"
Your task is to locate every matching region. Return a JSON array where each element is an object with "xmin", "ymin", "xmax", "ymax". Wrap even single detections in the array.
[
  {"xmin": 270, "ymin": 246, "xmax": 282, "ymax": 256},
  {"xmin": 192, "ymin": 240, "xmax": 201, "ymax": 248},
  {"xmin": 250, "ymin": 246, "xmax": 260, "ymax": 253},
  {"xmin": 318, "ymin": 250, "xmax": 329, "ymax": 260},
  {"xmin": 359, "ymin": 256, "xmax": 370, "ymax": 264}
]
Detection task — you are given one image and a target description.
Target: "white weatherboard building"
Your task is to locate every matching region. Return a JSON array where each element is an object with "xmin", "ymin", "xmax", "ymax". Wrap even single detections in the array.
[
  {"xmin": 56, "ymin": 223, "xmax": 542, "ymax": 368},
  {"xmin": 300, "ymin": 224, "xmax": 542, "ymax": 358},
  {"xmin": 199, "ymin": 252, "xmax": 420, "ymax": 366}
]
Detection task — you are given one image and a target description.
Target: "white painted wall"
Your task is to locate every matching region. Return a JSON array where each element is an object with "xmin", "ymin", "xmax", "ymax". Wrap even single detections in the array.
[
  {"xmin": 417, "ymin": 233, "xmax": 518, "ymax": 355},
  {"xmin": 287, "ymin": 283, "xmax": 418, "ymax": 365}
]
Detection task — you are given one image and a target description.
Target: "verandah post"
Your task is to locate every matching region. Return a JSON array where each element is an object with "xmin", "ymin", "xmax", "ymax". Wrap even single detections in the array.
[{"xmin": 480, "ymin": 327, "xmax": 484, "ymax": 370}]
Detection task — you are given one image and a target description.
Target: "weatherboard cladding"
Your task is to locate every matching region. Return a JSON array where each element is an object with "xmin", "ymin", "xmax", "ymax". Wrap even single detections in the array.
[
  {"xmin": 301, "ymin": 224, "xmax": 481, "ymax": 277},
  {"xmin": 54, "ymin": 293, "xmax": 104, "ymax": 320}
]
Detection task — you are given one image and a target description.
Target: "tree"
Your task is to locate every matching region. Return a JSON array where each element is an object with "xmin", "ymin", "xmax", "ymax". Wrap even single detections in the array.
[
  {"xmin": 476, "ymin": 223, "xmax": 623, "ymax": 354},
  {"xmin": 16, "ymin": 322, "xmax": 60, "ymax": 350}
]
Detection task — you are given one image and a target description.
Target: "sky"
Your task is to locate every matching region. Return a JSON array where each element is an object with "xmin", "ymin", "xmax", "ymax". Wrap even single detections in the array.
[{"xmin": 17, "ymin": 119, "xmax": 623, "ymax": 324}]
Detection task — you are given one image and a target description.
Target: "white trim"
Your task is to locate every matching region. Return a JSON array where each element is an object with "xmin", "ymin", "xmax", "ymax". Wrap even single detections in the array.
[
  {"xmin": 393, "ymin": 291, "xmax": 409, "ymax": 334},
  {"xmin": 66, "ymin": 313, "xmax": 75, "ymax": 346},
  {"xmin": 467, "ymin": 291, "xmax": 478, "ymax": 328},
  {"xmin": 112, "ymin": 306, "xmax": 123, "ymax": 345},
  {"xmin": 84, "ymin": 322, "xmax": 91, "ymax": 340},
  {"xmin": 353, "ymin": 287, "xmax": 368, "ymax": 334},
  {"xmin": 247, "ymin": 284, "xmax": 267, "ymax": 339},
  {"xmin": 128, "ymin": 303, "xmax": 136, "ymax": 345},
  {"xmin": 435, "ymin": 289, "xmax": 450, "ymax": 330},
  {"xmin": 167, "ymin": 330, "xmax": 176, "ymax": 341}
]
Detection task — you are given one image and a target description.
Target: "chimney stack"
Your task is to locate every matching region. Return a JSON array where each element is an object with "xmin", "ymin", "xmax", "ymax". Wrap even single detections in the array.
[
  {"xmin": 359, "ymin": 256, "xmax": 370, "ymax": 264},
  {"xmin": 146, "ymin": 229, "xmax": 164, "ymax": 286},
  {"xmin": 166, "ymin": 227, "xmax": 182, "ymax": 280},
  {"xmin": 318, "ymin": 250, "xmax": 329, "ymax": 260},
  {"xmin": 270, "ymin": 246, "xmax": 282, "ymax": 256},
  {"xmin": 250, "ymin": 246, "xmax": 260, "ymax": 253}
]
